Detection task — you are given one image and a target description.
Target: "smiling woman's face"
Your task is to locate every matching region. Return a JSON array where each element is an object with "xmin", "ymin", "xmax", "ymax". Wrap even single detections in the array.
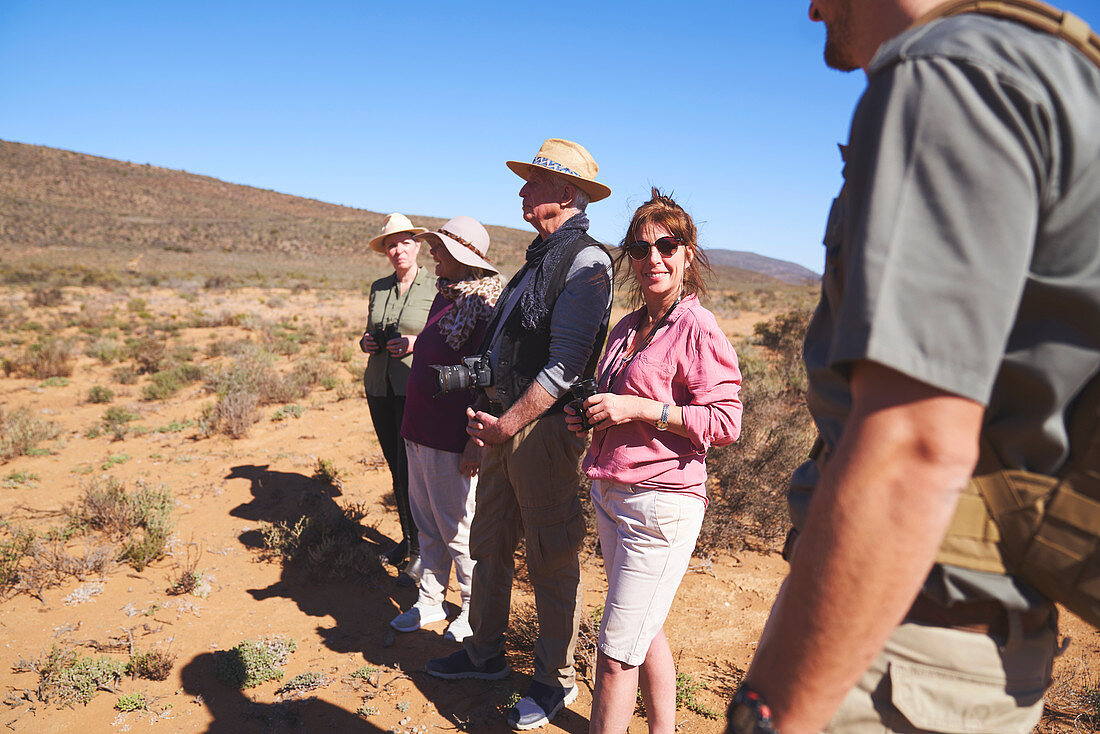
[
  {"xmin": 630, "ymin": 221, "xmax": 691, "ymax": 309},
  {"xmin": 428, "ymin": 237, "xmax": 467, "ymax": 281}
]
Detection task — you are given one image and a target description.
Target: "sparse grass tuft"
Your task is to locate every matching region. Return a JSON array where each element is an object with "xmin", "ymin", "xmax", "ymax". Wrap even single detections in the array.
[
  {"xmin": 3, "ymin": 470, "xmax": 40, "ymax": 488},
  {"xmin": 0, "ymin": 407, "xmax": 60, "ymax": 462},
  {"xmin": 674, "ymin": 672, "xmax": 721, "ymax": 720},
  {"xmin": 214, "ymin": 636, "xmax": 296, "ymax": 689}
]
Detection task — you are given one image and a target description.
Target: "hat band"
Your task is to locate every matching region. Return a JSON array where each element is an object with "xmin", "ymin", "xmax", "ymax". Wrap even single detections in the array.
[
  {"xmin": 532, "ymin": 156, "xmax": 581, "ymax": 178},
  {"xmin": 439, "ymin": 228, "xmax": 494, "ymax": 265}
]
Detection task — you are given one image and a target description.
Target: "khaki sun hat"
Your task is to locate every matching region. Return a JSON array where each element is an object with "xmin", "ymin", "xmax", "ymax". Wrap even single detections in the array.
[
  {"xmin": 415, "ymin": 215, "xmax": 498, "ymax": 275},
  {"xmin": 369, "ymin": 212, "xmax": 429, "ymax": 253},
  {"xmin": 506, "ymin": 138, "xmax": 611, "ymax": 203}
]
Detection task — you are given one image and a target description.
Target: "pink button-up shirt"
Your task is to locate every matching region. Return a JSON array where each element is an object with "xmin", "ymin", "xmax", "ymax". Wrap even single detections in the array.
[{"xmin": 583, "ymin": 295, "xmax": 742, "ymax": 502}]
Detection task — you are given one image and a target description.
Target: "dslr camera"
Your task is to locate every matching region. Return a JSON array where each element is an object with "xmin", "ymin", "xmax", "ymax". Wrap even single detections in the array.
[
  {"xmin": 433, "ymin": 355, "xmax": 492, "ymax": 394},
  {"xmin": 361, "ymin": 323, "xmax": 401, "ymax": 354},
  {"xmin": 568, "ymin": 377, "xmax": 599, "ymax": 430}
]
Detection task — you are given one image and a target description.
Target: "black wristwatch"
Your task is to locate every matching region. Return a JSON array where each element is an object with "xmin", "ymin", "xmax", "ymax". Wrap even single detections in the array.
[{"xmin": 726, "ymin": 683, "xmax": 779, "ymax": 734}]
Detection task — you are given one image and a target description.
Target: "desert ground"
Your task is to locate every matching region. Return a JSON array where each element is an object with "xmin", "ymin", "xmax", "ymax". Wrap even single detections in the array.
[{"xmin": 1, "ymin": 282, "xmax": 1097, "ymax": 734}]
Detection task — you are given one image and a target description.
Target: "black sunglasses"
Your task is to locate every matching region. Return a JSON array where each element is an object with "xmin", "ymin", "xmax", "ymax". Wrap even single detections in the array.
[{"xmin": 626, "ymin": 236, "xmax": 683, "ymax": 261}]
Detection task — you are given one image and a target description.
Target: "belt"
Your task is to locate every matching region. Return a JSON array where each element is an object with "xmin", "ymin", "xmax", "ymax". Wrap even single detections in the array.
[{"xmin": 904, "ymin": 594, "xmax": 1052, "ymax": 638}]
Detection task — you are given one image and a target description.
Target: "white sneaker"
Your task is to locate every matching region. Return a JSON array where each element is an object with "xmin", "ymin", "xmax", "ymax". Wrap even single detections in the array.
[
  {"xmin": 444, "ymin": 608, "xmax": 472, "ymax": 642},
  {"xmin": 390, "ymin": 603, "xmax": 446, "ymax": 632}
]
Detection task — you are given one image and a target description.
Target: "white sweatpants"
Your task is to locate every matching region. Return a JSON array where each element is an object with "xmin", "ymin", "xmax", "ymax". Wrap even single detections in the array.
[{"xmin": 405, "ymin": 439, "xmax": 477, "ymax": 608}]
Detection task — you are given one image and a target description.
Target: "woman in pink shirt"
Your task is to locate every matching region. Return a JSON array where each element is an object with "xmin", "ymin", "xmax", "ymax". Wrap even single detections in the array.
[{"xmin": 567, "ymin": 190, "xmax": 742, "ymax": 734}]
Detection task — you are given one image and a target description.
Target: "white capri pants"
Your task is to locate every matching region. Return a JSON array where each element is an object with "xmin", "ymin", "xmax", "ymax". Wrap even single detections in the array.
[
  {"xmin": 592, "ymin": 479, "xmax": 705, "ymax": 666},
  {"xmin": 405, "ymin": 439, "xmax": 477, "ymax": 608}
]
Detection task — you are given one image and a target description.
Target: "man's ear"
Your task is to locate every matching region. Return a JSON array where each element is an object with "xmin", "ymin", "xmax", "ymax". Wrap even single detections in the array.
[{"xmin": 561, "ymin": 183, "xmax": 577, "ymax": 207}]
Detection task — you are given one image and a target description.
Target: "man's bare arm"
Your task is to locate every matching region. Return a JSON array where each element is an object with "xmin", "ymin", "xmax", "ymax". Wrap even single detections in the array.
[
  {"xmin": 467, "ymin": 381, "xmax": 557, "ymax": 446},
  {"xmin": 743, "ymin": 361, "xmax": 984, "ymax": 734}
]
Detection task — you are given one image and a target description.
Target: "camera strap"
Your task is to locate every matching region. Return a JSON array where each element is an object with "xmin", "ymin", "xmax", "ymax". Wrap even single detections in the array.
[{"xmin": 602, "ymin": 294, "xmax": 682, "ymax": 393}]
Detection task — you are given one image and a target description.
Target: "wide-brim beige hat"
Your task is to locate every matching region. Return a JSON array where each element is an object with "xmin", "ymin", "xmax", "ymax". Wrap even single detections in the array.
[
  {"xmin": 369, "ymin": 212, "xmax": 428, "ymax": 253},
  {"xmin": 506, "ymin": 138, "xmax": 611, "ymax": 203},
  {"xmin": 415, "ymin": 215, "xmax": 498, "ymax": 275}
]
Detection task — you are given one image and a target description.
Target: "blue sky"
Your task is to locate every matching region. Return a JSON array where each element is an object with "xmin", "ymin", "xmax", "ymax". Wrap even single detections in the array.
[{"xmin": 3, "ymin": 1, "xmax": 1099, "ymax": 272}]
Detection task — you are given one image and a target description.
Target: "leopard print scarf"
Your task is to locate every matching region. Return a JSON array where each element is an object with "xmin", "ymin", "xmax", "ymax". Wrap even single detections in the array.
[{"xmin": 437, "ymin": 274, "xmax": 503, "ymax": 351}]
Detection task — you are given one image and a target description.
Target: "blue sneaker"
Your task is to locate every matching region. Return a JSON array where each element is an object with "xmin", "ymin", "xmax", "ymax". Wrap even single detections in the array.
[
  {"xmin": 425, "ymin": 649, "xmax": 510, "ymax": 680},
  {"xmin": 507, "ymin": 681, "xmax": 578, "ymax": 730}
]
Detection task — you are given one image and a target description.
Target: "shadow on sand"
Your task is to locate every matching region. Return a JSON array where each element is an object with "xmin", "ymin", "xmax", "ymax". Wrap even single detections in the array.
[{"xmin": 181, "ymin": 463, "xmax": 590, "ymax": 733}]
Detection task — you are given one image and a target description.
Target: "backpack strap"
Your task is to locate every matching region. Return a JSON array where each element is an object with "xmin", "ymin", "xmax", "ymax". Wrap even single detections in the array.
[{"xmin": 914, "ymin": 0, "xmax": 1100, "ymax": 69}]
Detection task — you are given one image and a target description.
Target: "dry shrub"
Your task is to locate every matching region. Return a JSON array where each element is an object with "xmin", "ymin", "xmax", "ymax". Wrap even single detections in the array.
[
  {"xmin": 258, "ymin": 500, "xmax": 380, "ymax": 581},
  {"xmin": 28, "ymin": 285, "xmax": 65, "ymax": 307},
  {"xmin": 8, "ymin": 337, "xmax": 75, "ymax": 378},
  {"xmin": 0, "ymin": 406, "xmax": 60, "ymax": 461},
  {"xmin": 166, "ymin": 540, "xmax": 204, "ymax": 596},
  {"xmin": 1039, "ymin": 658, "xmax": 1100, "ymax": 732},
  {"xmin": 506, "ymin": 602, "xmax": 600, "ymax": 685},
  {"xmin": 128, "ymin": 335, "xmax": 167, "ymax": 374},
  {"xmin": 85, "ymin": 337, "xmax": 124, "ymax": 364},
  {"xmin": 199, "ymin": 346, "xmax": 327, "ymax": 437},
  {"xmin": 700, "ymin": 307, "xmax": 815, "ymax": 554},
  {"xmin": 127, "ymin": 649, "xmax": 176, "ymax": 681},
  {"xmin": 74, "ymin": 477, "xmax": 175, "ymax": 571},
  {"xmin": 12, "ymin": 538, "xmax": 115, "ymax": 600}
]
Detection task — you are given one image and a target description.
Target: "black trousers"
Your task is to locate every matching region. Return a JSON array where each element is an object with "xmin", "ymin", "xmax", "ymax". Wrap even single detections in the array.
[{"xmin": 366, "ymin": 385, "xmax": 418, "ymax": 553}]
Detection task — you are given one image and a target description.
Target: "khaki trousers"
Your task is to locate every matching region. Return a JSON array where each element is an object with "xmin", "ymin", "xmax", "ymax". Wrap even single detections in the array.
[
  {"xmin": 464, "ymin": 413, "xmax": 587, "ymax": 689},
  {"xmin": 826, "ymin": 616, "xmax": 1057, "ymax": 733}
]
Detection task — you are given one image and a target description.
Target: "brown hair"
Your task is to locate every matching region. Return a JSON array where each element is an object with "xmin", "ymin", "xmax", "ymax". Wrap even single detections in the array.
[{"xmin": 615, "ymin": 188, "xmax": 711, "ymax": 308}]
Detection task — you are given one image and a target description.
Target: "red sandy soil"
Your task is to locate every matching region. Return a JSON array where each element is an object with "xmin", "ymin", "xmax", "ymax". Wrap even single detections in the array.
[{"xmin": 0, "ymin": 286, "xmax": 1095, "ymax": 733}]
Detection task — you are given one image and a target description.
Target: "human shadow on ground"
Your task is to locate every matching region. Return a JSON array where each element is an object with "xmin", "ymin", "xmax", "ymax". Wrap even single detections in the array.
[
  {"xmin": 223, "ymin": 463, "xmax": 592, "ymax": 733},
  {"xmin": 180, "ymin": 652, "xmax": 387, "ymax": 734}
]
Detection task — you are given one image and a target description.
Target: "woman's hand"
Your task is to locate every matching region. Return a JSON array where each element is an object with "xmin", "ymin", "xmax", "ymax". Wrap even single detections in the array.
[
  {"xmin": 460, "ymin": 439, "xmax": 482, "ymax": 478},
  {"xmin": 564, "ymin": 403, "xmax": 589, "ymax": 437},
  {"xmin": 584, "ymin": 393, "xmax": 648, "ymax": 431},
  {"xmin": 386, "ymin": 334, "xmax": 416, "ymax": 358},
  {"xmin": 359, "ymin": 332, "xmax": 377, "ymax": 354}
]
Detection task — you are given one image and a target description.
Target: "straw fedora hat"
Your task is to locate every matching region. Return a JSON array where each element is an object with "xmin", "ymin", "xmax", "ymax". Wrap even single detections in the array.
[
  {"xmin": 369, "ymin": 212, "xmax": 428, "ymax": 253},
  {"xmin": 415, "ymin": 215, "xmax": 498, "ymax": 275},
  {"xmin": 506, "ymin": 138, "xmax": 611, "ymax": 203}
]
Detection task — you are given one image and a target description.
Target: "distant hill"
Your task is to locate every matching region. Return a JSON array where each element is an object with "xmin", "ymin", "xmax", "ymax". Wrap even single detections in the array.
[
  {"xmin": 0, "ymin": 139, "xmax": 803, "ymax": 289},
  {"xmin": 705, "ymin": 249, "xmax": 819, "ymax": 285}
]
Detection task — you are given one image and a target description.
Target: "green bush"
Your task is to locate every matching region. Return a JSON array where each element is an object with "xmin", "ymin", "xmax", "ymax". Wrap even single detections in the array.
[
  {"xmin": 102, "ymin": 406, "xmax": 139, "ymax": 440},
  {"xmin": 34, "ymin": 647, "xmax": 126, "ymax": 706},
  {"xmin": 87, "ymin": 385, "xmax": 115, "ymax": 404},
  {"xmin": 214, "ymin": 637, "xmax": 296, "ymax": 689},
  {"xmin": 115, "ymin": 692, "xmax": 148, "ymax": 711}
]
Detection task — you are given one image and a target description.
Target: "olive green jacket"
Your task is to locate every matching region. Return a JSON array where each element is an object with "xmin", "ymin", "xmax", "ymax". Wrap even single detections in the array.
[{"xmin": 362, "ymin": 267, "xmax": 435, "ymax": 397}]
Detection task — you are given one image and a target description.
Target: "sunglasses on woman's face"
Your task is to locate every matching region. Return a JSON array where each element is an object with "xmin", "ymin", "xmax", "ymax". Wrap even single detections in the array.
[{"xmin": 626, "ymin": 236, "xmax": 683, "ymax": 261}]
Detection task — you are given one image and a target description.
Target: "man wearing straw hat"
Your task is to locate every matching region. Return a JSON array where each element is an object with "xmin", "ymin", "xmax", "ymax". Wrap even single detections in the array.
[{"xmin": 426, "ymin": 138, "xmax": 613, "ymax": 730}]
